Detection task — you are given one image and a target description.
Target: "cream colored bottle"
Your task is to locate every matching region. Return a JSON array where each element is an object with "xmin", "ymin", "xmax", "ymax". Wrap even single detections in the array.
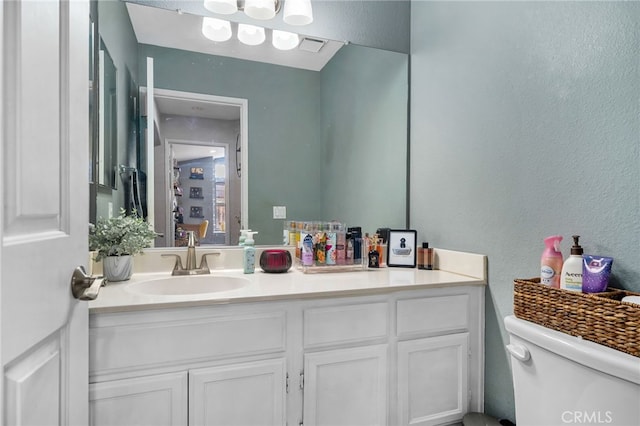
[{"xmin": 560, "ymin": 235, "xmax": 583, "ymax": 292}]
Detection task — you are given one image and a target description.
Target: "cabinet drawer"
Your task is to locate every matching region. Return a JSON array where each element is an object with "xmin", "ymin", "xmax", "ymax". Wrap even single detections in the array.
[
  {"xmin": 90, "ymin": 311, "xmax": 286, "ymax": 375},
  {"xmin": 396, "ymin": 294, "xmax": 469, "ymax": 337},
  {"xmin": 304, "ymin": 302, "xmax": 388, "ymax": 347}
]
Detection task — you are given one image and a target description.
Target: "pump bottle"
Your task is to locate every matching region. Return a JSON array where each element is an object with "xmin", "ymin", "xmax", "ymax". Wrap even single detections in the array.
[
  {"xmin": 243, "ymin": 231, "xmax": 258, "ymax": 274},
  {"xmin": 560, "ymin": 235, "xmax": 583, "ymax": 292},
  {"xmin": 541, "ymin": 235, "xmax": 563, "ymax": 288}
]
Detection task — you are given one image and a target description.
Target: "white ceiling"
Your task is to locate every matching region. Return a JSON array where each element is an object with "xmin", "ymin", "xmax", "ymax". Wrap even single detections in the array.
[
  {"xmin": 155, "ymin": 95, "xmax": 241, "ymax": 120},
  {"xmin": 125, "ymin": 2, "xmax": 345, "ymax": 71}
]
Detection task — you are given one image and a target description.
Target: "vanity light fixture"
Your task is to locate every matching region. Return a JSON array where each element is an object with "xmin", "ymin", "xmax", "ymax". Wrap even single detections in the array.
[
  {"xmin": 272, "ymin": 30, "xmax": 299, "ymax": 50},
  {"xmin": 202, "ymin": 17, "xmax": 232, "ymax": 42},
  {"xmin": 237, "ymin": 23, "xmax": 266, "ymax": 46},
  {"xmin": 203, "ymin": 0, "xmax": 313, "ymax": 26}
]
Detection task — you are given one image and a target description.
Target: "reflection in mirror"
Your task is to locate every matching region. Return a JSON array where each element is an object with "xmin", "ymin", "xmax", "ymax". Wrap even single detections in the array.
[
  {"xmin": 149, "ymin": 90, "xmax": 245, "ymax": 247},
  {"xmin": 93, "ymin": 1, "xmax": 408, "ymax": 245},
  {"xmin": 98, "ymin": 38, "xmax": 117, "ymax": 189}
]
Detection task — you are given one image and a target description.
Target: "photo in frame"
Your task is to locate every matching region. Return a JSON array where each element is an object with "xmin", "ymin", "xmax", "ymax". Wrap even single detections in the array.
[
  {"xmin": 387, "ymin": 229, "xmax": 417, "ymax": 267},
  {"xmin": 190, "ymin": 167, "xmax": 204, "ymax": 179}
]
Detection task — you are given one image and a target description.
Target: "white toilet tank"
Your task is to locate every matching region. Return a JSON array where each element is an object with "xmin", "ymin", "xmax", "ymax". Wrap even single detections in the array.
[{"xmin": 504, "ymin": 315, "xmax": 640, "ymax": 426}]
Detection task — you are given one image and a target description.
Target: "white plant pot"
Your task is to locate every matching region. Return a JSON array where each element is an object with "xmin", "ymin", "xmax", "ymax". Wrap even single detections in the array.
[{"xmin": 103, "ymin": 255, "xmax": 133, "ymax": 282}]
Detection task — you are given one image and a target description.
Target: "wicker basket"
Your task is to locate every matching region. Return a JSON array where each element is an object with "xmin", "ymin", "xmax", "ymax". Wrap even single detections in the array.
[{"xmin": 513, "ymin": 278, "xmax": 640, "ymax": 357}]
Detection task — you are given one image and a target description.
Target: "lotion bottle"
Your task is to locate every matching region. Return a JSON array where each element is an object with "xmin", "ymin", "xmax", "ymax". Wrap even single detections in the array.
[
  {"xmin": 541, "ymin": 235, "xmax": 563, "ymax": 288},
  {"xmin": 243, "ymin": 231, "xmax": 258, "ymax": 274},
  {"xmin": 560, "ymin": 235, "xmax": 583, "ymax": 292}
]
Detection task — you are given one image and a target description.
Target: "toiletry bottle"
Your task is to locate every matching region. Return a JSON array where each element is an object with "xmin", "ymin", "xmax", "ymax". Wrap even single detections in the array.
[
  {"xmin": 301, "ymin": 231, "xmax": 314, "ymax": 267},
  {"xmin": 541, "ymin": 235, "xmax": 563, "ymax": 288},
  {"xmin": 335, "ymin": 223, "xmax": 346, "ymax": 265},
  {"xmin": 418, "ymin": 242, "xmax": 434, "ymax": 270},
  {"xmin": 239, "ymin": 229, "xmax": 251, "ymax": 246},
  {"xmin": 243, "ymin": 231, "xmax": 258, "ymax": 274},
  {"xmin": 326, "ymin": 222, "xmax": 337, "ymax": 265},
  {"xmin": 560, "ymin": 235, "xmax": 583, "ymax": 292},
  {"xmin": 349, "ymin": 227, "xmax": 362, "ymax": 264}
]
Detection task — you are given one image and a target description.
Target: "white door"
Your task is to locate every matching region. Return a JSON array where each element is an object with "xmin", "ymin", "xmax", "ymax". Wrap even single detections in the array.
[
  {"xmin": 303, "ymin": 345, "xmax": 388, "ymax": 426},
  {"xmin": 1, "ymin": 0, "xmax": 90, "ymax": 424}
]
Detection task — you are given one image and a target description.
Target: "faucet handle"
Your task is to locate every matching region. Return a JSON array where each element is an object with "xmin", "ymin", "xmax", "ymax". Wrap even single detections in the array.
[
  {"xmin": 162, "ymin": 254, "xmax": 184, "ymax": 273},
  {"xmin": 199, "ymin": 252, "xmax": 221, "ymax": 272}
]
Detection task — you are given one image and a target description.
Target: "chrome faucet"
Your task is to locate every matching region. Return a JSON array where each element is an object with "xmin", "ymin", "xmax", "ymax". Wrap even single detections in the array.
[{"xmin": 162, "ymin": 231, "xmax": 220, "ymax": 276}]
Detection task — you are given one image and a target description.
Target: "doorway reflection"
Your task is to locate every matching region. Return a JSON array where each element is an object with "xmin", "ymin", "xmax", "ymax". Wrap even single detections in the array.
[{"xmin": 171, "ymin": 143, "xmax": 230, "ymax": 246}]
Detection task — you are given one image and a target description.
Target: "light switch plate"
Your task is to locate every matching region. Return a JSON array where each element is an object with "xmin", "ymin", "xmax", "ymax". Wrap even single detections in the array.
[{"xmin": 273, "ymin": 206, "xmax": 286, "ymax": 219}]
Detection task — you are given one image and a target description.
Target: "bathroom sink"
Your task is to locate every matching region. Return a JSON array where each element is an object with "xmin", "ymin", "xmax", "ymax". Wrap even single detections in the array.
[{"xmin": 126, "ymin": 275, "xmax": 249, "ymax": 296}]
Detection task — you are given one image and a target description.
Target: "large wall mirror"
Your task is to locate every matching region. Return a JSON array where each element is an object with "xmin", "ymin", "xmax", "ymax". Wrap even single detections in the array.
[{"xmin": 92, "ymin": 0, "xmax": 409, "ymax": 246}]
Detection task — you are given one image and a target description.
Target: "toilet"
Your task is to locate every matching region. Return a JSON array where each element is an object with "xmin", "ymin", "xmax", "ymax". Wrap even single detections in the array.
[{"xmin": 504, "ymin": 315, "xmax": 640, "ymax": 426}]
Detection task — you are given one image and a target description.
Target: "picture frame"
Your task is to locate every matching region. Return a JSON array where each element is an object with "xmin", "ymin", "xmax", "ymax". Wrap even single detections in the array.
[
  {"xmin": 189, "ymin": 187, "xmax": 203, "ymax": 199},
  {"xmin": 190, "ymin": 206, "xmax": 204, "ymax": 218},
  {"xmin": 189, "ymin": 167, "xmax": 204, "ymax": 179},
  {"xmin": 387, "ymin": 229, "xmax": 417, "ymax": 267}
]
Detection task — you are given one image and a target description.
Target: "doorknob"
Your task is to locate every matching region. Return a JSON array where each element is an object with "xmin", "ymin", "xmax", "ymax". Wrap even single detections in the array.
[{"xmin": 71, "ymin": 266, "xmax": 106, "ymax": 300}]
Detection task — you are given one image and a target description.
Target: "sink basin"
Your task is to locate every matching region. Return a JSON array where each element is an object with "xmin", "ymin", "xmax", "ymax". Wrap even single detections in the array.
[{"xmin": 127, "ymin": 275, "xmax": 249, "ymax": 296}]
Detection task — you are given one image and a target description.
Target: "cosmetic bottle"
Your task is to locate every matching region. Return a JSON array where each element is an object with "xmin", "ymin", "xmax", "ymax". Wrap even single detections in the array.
[
  {"xmin": 418, "ymin": 242, "xmax": 433, "ymax": 270},
  {"xmin": 243, "ymin": 231, "xmax": 258, "ymax": 274},
  {"xmin": 560, "ymin": 235, "xmax": 583, "ymax": 292},
  {"xmin": 348, "ymin": 227, "xmax": 362, "ymax": 264},
  {"xmin": 541, "ymin": 235, "xmax": 563, "ymax": 288},
  {"xmin": 335, "ymin": 223, "xmax": 346, "ymax": 265},
  {"xmin": 326, "ymin": 222, "xmax": 337, "ymax": 265},
  {"xmin": 301, "ymin": 230, "xmax": 314, "ymax": 267}
]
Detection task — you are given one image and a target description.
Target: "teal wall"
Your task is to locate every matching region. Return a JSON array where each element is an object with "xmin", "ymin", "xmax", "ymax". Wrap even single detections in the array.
[
  {"xmin": 138, "ymin": 44, "xmax": 323, "ymax": 244},
  {"xmin": 410, "ymin": 1, "xmax": 640, "ymax": 421},
  {"xmin": 321, "ymin": 44, "xmax": 408, "ymax": 231}
]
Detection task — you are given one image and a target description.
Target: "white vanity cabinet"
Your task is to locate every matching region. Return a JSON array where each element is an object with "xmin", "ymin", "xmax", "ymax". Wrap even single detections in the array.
[{"xmin": 89, "ymin": 285, "xmax": 484, "ymax": 426}]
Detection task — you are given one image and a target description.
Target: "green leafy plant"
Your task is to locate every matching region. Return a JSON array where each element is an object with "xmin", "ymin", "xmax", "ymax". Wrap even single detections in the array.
[{"xmin": 89, "ymin": 209, "xmax": 156, "ymax": 261}]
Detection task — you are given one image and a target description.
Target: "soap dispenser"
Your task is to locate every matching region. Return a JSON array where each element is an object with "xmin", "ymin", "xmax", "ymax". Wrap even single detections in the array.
[
  {"xmin": 239, "ymin": 229, "xmax": 252, "ymax": 246},
  {"xmin": 560, "ymin": 235, "xmax": 583, "ymax": 292},
  {"xmin": 243, "ymin": 231, "xmax": 258, "ymax": 274}
]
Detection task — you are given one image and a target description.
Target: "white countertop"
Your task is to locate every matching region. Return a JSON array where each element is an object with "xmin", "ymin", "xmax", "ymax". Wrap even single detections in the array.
[{"xmin": 89, "ymin": 248, "xmax": 487, "ymax": 314}]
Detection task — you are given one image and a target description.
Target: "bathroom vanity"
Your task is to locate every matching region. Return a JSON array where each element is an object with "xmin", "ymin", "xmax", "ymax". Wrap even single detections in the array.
[{"xmin": 88, "ymin": 249, "xmax": 486, "ymax": 426}]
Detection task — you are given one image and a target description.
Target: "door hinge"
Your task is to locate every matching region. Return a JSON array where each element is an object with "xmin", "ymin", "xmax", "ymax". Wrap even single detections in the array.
[
  {"xmin": 286, "ymin": 372, "xmax": 289, "ymax": 394},
  {"xmin": 299, "ymin": 371, "xmax": 304, "ymax": 390}
]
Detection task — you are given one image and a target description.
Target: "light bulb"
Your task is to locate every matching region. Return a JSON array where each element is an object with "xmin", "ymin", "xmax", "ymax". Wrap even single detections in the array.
[
  {"xmin": 202, "ymin": 17, "xmax": 232, "ymax": 42},
  {"xmin": 203, "ymin": 0, "xmax": 238, "ymax": 15},
  {"xmin": 238, "ymin": 24, "xmax": 265, "ymax": 46},
  {"xmin": 272, "ymin": 30, "xmax": 299, "ymax": 50},
  {"xmin": 244, "ymin": 0, "xmax": 276, "ymax": 20},
  {"xmin": 283, "ymin": 0, "xmax": 313, "ymax": 26}
]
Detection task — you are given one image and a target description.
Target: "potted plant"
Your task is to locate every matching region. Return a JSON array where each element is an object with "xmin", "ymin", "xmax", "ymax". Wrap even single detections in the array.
[{"xmin": 89, "ymin": 209, "xmax": 156, "ymax": 281}]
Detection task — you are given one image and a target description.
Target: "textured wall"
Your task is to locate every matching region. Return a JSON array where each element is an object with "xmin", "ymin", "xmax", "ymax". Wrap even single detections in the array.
[{"xmin": 410, "ymin": 1, "xmax": 640, "ymax": 421}]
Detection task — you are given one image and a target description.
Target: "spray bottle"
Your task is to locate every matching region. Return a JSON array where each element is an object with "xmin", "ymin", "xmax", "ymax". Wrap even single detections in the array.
[
  {"xmin": 541, "ymin": 235, "xmax": 563, "ymax": 288},
  {"xmin": 243, "ymin": 231, "xmax": 258, "ymax": 274}
]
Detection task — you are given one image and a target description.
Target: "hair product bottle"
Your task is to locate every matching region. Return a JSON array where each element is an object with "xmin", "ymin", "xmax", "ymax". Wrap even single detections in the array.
[{"xmin": 541, "ymin": 235, "xmax": 563, "ymax": 288}]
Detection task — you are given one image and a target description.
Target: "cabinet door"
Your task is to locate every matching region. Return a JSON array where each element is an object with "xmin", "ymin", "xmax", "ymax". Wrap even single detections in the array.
[
  {"xmin": 90, "ymin": 372, "xmax": 188, "ymax": 426},
  {"xmin": 397, "ymin": 333, "xmax": 469, "ymax": 426},
  {"xmin": 189, "ymin": 358, "xmax": 286, "ymax": 426},
  {"xmin": 303, "ymin": 345, "xmax": 388, "ymax": 426}
]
